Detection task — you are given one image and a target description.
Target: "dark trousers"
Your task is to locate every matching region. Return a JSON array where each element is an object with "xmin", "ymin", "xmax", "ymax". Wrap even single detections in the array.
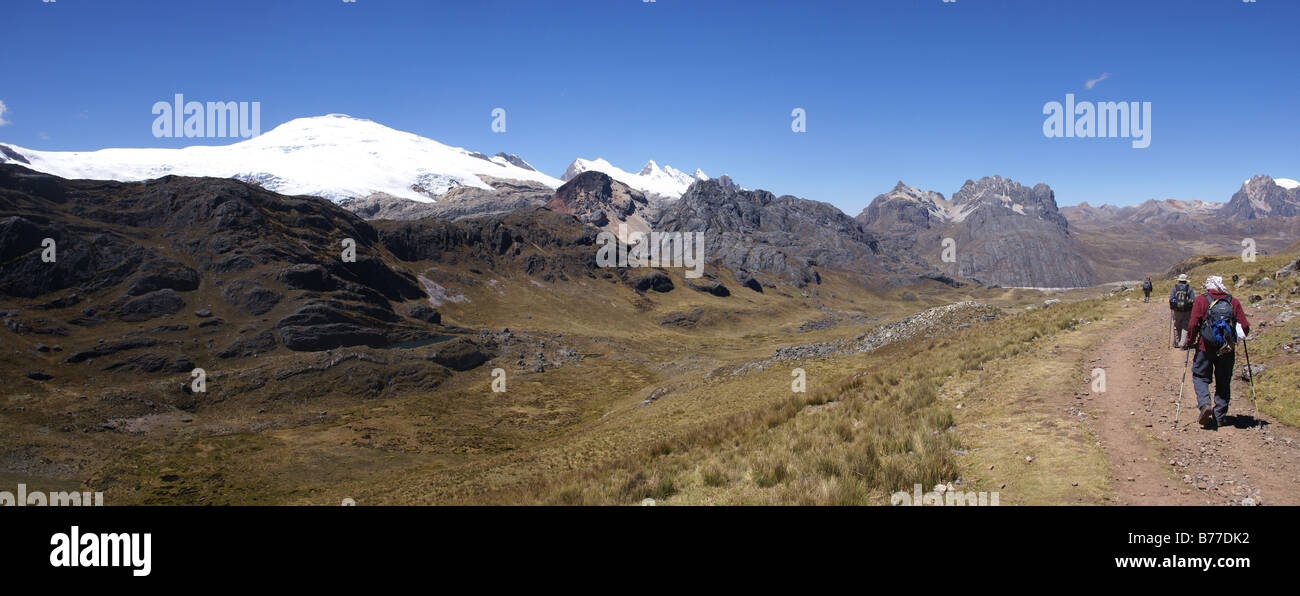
[
  {"xmin": 1171, "ymin": 310, "xmax": 1191, "ymax": 347},
  {"xmin": 1192, "ymin": 348, "xmax": 1234, "ymax": 422}
]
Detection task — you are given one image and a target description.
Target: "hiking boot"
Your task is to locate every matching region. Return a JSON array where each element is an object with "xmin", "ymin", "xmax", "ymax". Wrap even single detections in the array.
[{"xmin": 1198, "ymin": 406, "xmax": 1215, "ymax": 428}]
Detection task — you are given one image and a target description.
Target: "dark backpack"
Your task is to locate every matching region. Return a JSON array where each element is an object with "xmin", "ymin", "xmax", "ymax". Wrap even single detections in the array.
[
  {"xmin": 1171, "ymin": 283, "xmax": 1194, "ymax": 312},
  {"xmin": 1199, "ymin": 293, "xmax": 1237, "ymax": 350},
  {"xmin": 1142, "ymin": 280, "xmax": 1153, "ymax": 291}
]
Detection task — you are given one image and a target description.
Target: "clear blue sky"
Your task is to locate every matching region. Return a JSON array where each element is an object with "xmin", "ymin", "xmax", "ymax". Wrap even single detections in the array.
[{"xmin": 3, "ymin": 0, "xmax": 1297, "ymax": 214}]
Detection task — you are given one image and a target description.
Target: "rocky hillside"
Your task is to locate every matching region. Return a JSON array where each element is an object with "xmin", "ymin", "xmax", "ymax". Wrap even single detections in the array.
[
  {"xmin": 1060, "ymin": 176, "xmax": 1300, "ymax": 281},
  {"xmin": 1221, "ymin": 175, "xmax": 1300, "ymax": 221},
  {"xmin": 944, "ymin": 176, "xmax": 1094, "ymax": 288},
  {"xmin": 656, "ymin": 179, "xmax": 938, "ymax": 288},
  {"xmin": 1061, "ymin": 199, "xmax": 1220, "ymax": 225},
  {"xmin": 0, "ymin": 163, "xmax": 500, "ymax": 418},
  {"xmin": 338, "ymin": 177, "xmax": 553, "ymax": 221},
  {"xmin": 854, "ymin": 182, "xmax": 948, "ymax": 252},
  {"xmin": 545, "ymin": 171, "xmax": 652, "ymax": 237},
  {"xmin": 858, "ymin": 176, "xmax": 1094, "ymax": 288}
]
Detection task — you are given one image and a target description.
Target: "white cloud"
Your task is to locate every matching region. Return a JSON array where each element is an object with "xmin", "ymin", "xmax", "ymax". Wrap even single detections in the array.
[
  {"xmin": 0, "ymin": 100, "xmax": 9, "ymax": 126},
  {"xmin": 1084, "ymin": 72, "xmax": 1111, "ymax": 89}
]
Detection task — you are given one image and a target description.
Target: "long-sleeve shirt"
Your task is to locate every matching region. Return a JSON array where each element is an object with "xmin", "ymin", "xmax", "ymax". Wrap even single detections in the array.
[{"xmin": 1185, "ymin": 290, "xmax": 1250, "ymax": 352}]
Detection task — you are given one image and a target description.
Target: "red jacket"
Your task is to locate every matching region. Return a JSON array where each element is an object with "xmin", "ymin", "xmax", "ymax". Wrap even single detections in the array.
[{"xmin": 1185, "ymin": 290, "xmax": 1250, "ymax": 352}]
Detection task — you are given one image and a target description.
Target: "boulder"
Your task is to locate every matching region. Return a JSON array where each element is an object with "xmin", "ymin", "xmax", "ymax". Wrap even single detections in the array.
[
  {"xmin": 278, "ymin": 323, "xmax": 387, "ymax": 352},
  {"xmin": 223, "ymin": 280, "xmax": 282, "ymax": 316},
  {"xmin": 218, "ymin": 330, "xmax": 279, "ymax": 358},
  {"xmin": 426, "ymin": 337, "xmax": 492, "ymax": 371},
  {"xmin": 125, "ymin": 258, "xmax": 200, "ymax": 295},
  {"xmin": 117, "ymin": 289, "xmax": 185, "ymax": 322},
  {"xmin": 403, "ymin": 303, "xmax": 442, "ymax": 324},
  {"xmin": 103, "ymin": 353, "xmax": 193, "ymax": 373},
  {"xmin": 64, "ymin": 337, "xmax": 160, "ymax": 363},
  {"xmin": 734, "ymin": 270, "xmax": 763, "ymax": 293},
  {"xmin": 277, "ymin": 263, "xmax": 335, "ymax": 291},
  {"xmin": 687, "ymin": 279, "xmax": 730, "ymax": 297},
  {"xmin": 632, "ymin": 271, "xmax": 674, "ymax": 293}
]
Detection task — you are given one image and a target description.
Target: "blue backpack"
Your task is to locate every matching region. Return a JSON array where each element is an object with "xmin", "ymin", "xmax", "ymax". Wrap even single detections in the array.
[{"xmin": 1200, "ymin": 293, "xmax": 1237, "ymax": 351}]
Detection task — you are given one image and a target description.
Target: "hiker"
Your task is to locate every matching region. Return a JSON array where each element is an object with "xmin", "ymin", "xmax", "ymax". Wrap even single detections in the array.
[
  {"xmin": 1182, "ymin": 276, "xmax": 1251, "ymax": 429},
  {"xmin": 1141, "ymin": 277, "xmax": 1153, "ymax": 302},
  {"xmin": 1169, "ymin": 274, "xmax": 1194, "ymax": 348}
]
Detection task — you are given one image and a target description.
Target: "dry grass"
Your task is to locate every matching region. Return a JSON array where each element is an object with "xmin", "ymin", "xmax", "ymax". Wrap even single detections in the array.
[{"xmin": 491, "ymin": 296, "xmax": 1119, "ymax": 505}]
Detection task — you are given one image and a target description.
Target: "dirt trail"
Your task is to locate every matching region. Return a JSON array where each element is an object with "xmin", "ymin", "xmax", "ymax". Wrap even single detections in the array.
[{"xmin": 1090, "ymin": 300, "xmax": 1300, "ymax": 505}]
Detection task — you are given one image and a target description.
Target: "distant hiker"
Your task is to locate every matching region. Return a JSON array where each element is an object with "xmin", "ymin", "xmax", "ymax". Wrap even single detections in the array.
[
  {"xmin": 1142, "ymin": 277, "xmax": 1153, "ymax": 302},
  {"xmin": 1183, "ymin": 276, "xmax": 1251, "ymax": 429},
  {"xmin": 1169, "ymin": 274, "xmax": 1194, "ymax": 348},
  {"xmin": 1232, "ymin": 274, "xmax": 1240, "ymax": 287}
]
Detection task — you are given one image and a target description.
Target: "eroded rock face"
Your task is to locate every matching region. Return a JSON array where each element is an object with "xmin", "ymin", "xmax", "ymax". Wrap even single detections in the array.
[
  {"xmin": 425, "ymin": 337, "xmax": 491, "ymax": 371},
  {"xmin": 339, "ymin": 177, "xmax": 553, "ymax": 221},
  {"xmin": 856, "ymin": 182, "xmax": 949, "ymax": 249},
  {"xmin": 0, "ymin": 164, "xmax": 450, "ymax": 357},
  {"xmin": 1221, "ymin": 175, "xmax": 1300, "ymax": 220},
  {"xmin": 857, "ymin": 176, "xmax": 1095, "ymax": 288},
  {"xmin": 115, "ymin": 289, "xmax": 186, "ymax": 321},
  {"xmin": 375, "ymin": 207, "xmax": 599, "ymax": 283},
  {"xmin": 946, "ymin": 176, "xmax": 1093, "ymax": 288},
  {"xmin": 223, "ymin": 280, "xmax": 282, "ymax": 316},
  {"xmin": 125, "ymin": 258, "xmax": 201, "ymax": 296},
  {"xmin": 631, "ymin": 271, "xmax": 674, "ymax": 293},
  {"xmin": 545, "ymin": 171, "xmax": 650, "ymax": 233},
  {"xmin": 655, "ymin": 179, "xmax": 895, "ymax": 287}
]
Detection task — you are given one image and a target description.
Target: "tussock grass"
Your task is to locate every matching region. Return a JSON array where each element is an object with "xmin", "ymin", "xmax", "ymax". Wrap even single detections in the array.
[{"xmin": 502, "ymin": 297, "xmax": 1112, "ymax": 505}]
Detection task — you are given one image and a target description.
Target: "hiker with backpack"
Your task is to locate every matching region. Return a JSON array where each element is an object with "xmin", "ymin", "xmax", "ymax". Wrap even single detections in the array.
[
  {"xmin": 1142, "ymin": 277, "xmax": 1153, "ymax": 302},
  {"xmin": 1169, "ymin": 274, "xmax": 1195, "ymax": 348},
  {"xmin": 1182, "ymin": 275, "xmax": 1251, "ymax": 429}
]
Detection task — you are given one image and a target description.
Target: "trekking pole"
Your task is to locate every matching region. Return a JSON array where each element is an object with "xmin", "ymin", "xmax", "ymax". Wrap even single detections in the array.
[
  {"xmin": 1241, "ymin": 335, "xmax": 1259, "ymax": 428},
  {"xmin": 1174, "ymin": 345, "xmax": 1191, "ymax": 429}
]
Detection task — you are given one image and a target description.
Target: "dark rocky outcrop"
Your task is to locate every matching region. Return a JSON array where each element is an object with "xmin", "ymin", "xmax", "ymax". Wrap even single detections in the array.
[
  {"xmin": 687, "ymin": 279, "xmax": 730, "ymax": 297},
  {"xmin": 125, "ymin": 258, "xmax": 200, "ymax": 295},
  {"xmin": 64, "ymin": 337, "xmax": 161, "ymax": 363},
  {"xmin": 734, "ymin": 270, "xmax": 763, "ymax": 293},
  {"xmin": 276, "ymin": 263, "xmax": 335, "ymax": 291},
  {"xmin": 545, "ymin": 171, "xmax": 649, "ymax": 230},
  {"xmin": 426, "ymin": 337, "xmax": 492, "ymax": 371},
  {"xmin": 655, "ymin": 179, "xmax": 907, "ymax": 287},
  {"xmin": 944, "ymin": 176, "xmax": 1094, "ymax": 288},
  {"xmin": 103, "ymin": 353, "xmax": 194, "ymax": 373},
  {"xmin": 402, "ymin": 303, "xmax": 442, "ymax": 325},
  {"xmin": 339, "ymin": 177, "xmax": 553, "ymax": 221},
  {"xmin": 857, "ymin": 176, "xmax": 1095, "ymax": 288},
  {"xmin": 222, "ymin": 280, "xmax": 282, "ymax": 316},
  {"xmin": 631, "ymin": 271, "xmax": 674, "ymax": 293},
  {"xmin": 217, "ymin": 330, "xmax": 279, "ymax": 359},
  {"xmin": 115, "ymin": 289, "xmax": 186, "ymax": 321},
  {"xmin": 856, "ymin": 182, "xmax": 949, "ymax": 251},
  {"xmin": 375, "ymin": 207, "xmax": 599, "ymax": 282},
  {"xmin": 1221, "ymin": 175, "xmax": 1300, "ymax": 221}
]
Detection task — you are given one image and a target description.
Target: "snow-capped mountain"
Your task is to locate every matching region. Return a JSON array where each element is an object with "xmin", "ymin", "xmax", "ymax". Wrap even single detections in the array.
[
  {"xmin": 0, "ymin": 114, "xmax": 562, "ymax": 203},
  {"xmin": 561, "ymin": 157, "xmax": 707, "ymax": 199}
]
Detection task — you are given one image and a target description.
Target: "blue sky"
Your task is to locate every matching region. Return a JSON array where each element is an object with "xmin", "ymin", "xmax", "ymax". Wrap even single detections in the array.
[{"xmin": 2, "ymin": 0, "xmax": 1297, "ymax": 214}]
